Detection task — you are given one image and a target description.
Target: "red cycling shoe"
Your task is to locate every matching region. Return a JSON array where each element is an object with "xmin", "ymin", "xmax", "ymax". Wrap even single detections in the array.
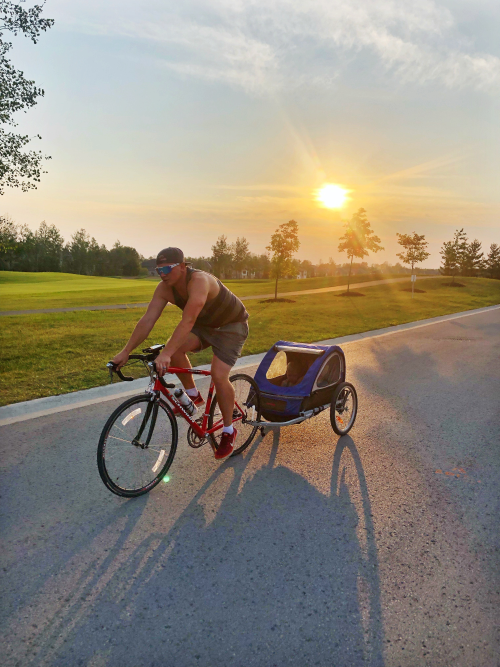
[
  {"xmin": 214, "ymin": 429, "xmax": 237, "ymax": 459},
  {"xmin": 171, "ymin": 391, "xmax": 205, "ymax": 416}
]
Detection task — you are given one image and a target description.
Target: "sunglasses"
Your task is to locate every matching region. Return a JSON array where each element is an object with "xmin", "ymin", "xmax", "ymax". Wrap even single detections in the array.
[{"xmin": 156, "ymin": 263, "xmax": 180, "ymax": 277}]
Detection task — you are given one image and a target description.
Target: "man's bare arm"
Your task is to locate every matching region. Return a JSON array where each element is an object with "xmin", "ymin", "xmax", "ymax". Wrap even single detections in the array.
[{"xmin": 112, "ymin": 285, "xmax": 168, "ymax": 368}]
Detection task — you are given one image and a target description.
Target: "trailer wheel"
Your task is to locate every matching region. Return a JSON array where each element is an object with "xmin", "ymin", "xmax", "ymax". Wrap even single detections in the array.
[{"xmin": 330, "ymin": 382, "xmax": 358, "ymax": 436}]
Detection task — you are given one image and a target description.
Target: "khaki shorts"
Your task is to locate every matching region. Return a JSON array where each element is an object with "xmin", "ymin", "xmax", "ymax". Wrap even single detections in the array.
[{"xmin": 191, "ymin": 321, "xmax": 249, "ymax": 368}]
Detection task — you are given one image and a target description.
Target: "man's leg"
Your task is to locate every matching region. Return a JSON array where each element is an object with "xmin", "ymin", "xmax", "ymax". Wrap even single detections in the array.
[
  {"xmin": 169, "ymin": 332, "xmax": 203, "ymax": 391},
  {"xmin": 211, "ymin": 354, "xmax": 235, "ymax": 426}
]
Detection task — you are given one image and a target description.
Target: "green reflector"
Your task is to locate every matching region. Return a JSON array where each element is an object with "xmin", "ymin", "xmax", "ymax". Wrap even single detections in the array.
[{"xmin": 163, "ymin": 475, "xmax": 170, "ymax": 483}]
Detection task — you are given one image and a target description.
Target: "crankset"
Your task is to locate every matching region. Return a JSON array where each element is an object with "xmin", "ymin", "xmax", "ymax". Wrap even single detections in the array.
[{"xmin": 187, "ymin": 418, "xmax": 208, "ymax": 448}]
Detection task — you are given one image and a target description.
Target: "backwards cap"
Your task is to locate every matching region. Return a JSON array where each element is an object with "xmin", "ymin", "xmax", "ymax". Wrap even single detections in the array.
[{"xmin": 156, "ymin": 247, "xmax": 184, "ymax": 264}]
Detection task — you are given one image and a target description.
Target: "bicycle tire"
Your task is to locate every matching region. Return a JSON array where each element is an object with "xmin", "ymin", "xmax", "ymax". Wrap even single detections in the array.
[
  {"xmin": 97, "ymin": 395, "xmax": 178, "ymax": 497},
  {"xmin": 208, "ymin": 373, "xmax": 261, "ymax": 456},
  {"xmin": 330, "ymin": 382, "xmax": 358, "ymax": 436}
]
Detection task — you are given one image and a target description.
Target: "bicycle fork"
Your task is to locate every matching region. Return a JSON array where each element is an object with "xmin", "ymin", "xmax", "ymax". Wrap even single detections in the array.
[{"xmin": 131, "ymin": 400, "xmax": 158, "ymax": 449}]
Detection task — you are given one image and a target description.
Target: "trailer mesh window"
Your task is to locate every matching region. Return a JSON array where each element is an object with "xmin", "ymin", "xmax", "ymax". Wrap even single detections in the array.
[{"xmin": 316, "ymin": 353, "xmax": 342, "ymax": 388}]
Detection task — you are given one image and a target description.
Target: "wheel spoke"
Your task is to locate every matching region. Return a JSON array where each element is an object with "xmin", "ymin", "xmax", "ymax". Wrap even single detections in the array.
[
  {"xmin": 331, "ymin": 383, "xmax": 357, "ymax": 435},
  {"xmin": 98, "ymin": 398, "xmax": 176, "ymax": 496},
  {"xmin": 108, "ymin": 435, "xmax": 134, "ymax": 444}
]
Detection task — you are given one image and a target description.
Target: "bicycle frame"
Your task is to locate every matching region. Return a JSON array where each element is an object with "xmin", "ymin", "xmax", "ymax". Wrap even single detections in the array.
[{"xmin": 153, "ymin": 366, "xmax": 245, "ymax": 438}]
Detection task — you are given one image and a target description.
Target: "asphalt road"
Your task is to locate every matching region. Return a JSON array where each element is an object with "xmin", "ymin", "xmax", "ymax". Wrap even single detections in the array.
[{"xmin": 1, "ymin": 309, "xmax": 499, "ymax": 667}]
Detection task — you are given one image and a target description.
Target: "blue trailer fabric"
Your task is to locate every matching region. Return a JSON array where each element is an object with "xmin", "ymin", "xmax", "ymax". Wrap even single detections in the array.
[{"xmin": 254, "ymin": 340, "xmax": 345, "ymax": 420}]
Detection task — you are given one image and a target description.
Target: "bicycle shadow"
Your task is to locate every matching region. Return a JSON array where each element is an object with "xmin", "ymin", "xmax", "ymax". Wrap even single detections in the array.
[
  {"xmin": 0, "ymin": 407, "xmax": 154, "ymax": 625},
  {"xmin": 21, "ymin": 430, "xmax": 385, "ymax": 667},
  {"xmin": 0, "ymin": 490, "xmax": 150, "ymax": 646}
]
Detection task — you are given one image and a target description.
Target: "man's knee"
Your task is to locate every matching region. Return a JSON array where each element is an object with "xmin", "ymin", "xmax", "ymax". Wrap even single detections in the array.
[{"xmin": 211, "ymin": 357, "xmax": 232, "ymax": 384}]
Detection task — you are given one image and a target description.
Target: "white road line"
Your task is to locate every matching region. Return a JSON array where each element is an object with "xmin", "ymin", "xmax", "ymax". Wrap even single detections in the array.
[{"xmin": 0, "ymin": 304, "xmax": 498, "ymax": 427}]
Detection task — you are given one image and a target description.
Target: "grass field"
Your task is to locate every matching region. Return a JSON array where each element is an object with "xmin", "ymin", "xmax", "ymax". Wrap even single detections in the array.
[
  {"xmin": 0, "ymin": 271, "xmax": 405, "ymax": 311},
  {"xmin": 1, "ymin": 276, "xmax": 498, "ymax": 405}
]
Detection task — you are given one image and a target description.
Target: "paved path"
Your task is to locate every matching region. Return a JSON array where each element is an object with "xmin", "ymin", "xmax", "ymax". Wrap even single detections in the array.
[
  {"xmin": 0, "ymin": 276, "xmax": 433, "ymax": 316},
  {"xmin": 1, "ymin": 308, "xmax": 498, "ymax": 666}
]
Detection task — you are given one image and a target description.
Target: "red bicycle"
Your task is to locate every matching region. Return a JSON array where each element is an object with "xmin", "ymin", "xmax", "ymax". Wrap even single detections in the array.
[{"xmin": 97, "ymin": 344, "xmax": 262, "ymax": 497}]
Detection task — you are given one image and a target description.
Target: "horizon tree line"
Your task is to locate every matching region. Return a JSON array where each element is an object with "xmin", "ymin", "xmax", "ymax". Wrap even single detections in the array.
[
  {"xmin": 1, "ymin": 213, "xmax": 499, "ymax": 282},
  {"xmin": 0, "ymin": 216, "xmax": 142, "ymax": 276}
]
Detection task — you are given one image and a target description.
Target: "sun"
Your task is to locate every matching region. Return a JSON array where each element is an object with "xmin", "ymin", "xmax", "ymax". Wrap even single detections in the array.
[{"xmin": 316, "ymin": 184, "xmax": 349, "ymax": 209}]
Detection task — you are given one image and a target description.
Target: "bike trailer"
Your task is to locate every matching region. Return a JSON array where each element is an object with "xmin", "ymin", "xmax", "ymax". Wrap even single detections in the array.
[{"xmin": 254, "ymin": 341, "xmax": 346, "ymax": 422}]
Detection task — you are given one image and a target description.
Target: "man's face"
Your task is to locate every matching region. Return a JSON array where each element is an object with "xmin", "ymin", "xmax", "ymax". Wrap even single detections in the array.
[{"xmin": 156, "ymin": 261, "xmax": 184, "ymax": 285}]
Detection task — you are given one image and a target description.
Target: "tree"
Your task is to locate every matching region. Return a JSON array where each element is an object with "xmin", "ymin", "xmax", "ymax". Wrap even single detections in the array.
[
  {"xmin": 64, "ymin": 229, "xmax": 91, "ymax": 274},
  {"xmin": 440, "ymin": 228, "xmax": 467, "ymax": 284},
  {"xmin": 338, "ymin": 209, "xmax": 383, "ymax": 293},
  {"xmin": 247, "ymin": 252, "xmax": 270, "ymax": 278},
  {"xmin": 315, "ymin": 257, "xmax": 336, "ymax": 276},
  {"xmin": 87, "ymin": 236, "xmax": 102, "ymax": 275},
  {"xmin": 299, "ymin": 259, "xmax": 314, "ymax": 277},
  {"xmin": 462, "ymin": 239, "xmax": 484, "ymax": 276},
  {"xmin": 211, "ymin": 235, "xmax": 233, "ymax": 278},
  {"xmin": 16, "ymin": 221, "xmax": 35, "ymax": 269},
  {"xmin": 0, "ymin": 213, "xmax": 17, "ymax": 262},
  {"xmin": 119, "ymin": 245, "xmax": 141, "ymax": 276},
  {"xmin": 0, "ymin": 1, "xmax": 53, "ymax": 194},
  {"xmin": 32, "ymin": 220, "xmax": 63, "ymax": 271},
  {"xmin": 266, "ymin": 220, "xmax": 300, "ymax": 299},
  {"xmin": 396, "ymin": 231, "xmax": 431, "ymax": 298},
  {"xmin": 231, "ymin": 237, "xmax": 250, "ymax": 275},
  {"xmin": 396, "ymin": 232, "xmax": 430, "ymax": 272},
  {"xmin": 485, "ymin": 243, "xmax": 500, "ymax": 280},
  {"xmin": 326, "ymin": 256, "xmax": 336, "ymax": 276}
]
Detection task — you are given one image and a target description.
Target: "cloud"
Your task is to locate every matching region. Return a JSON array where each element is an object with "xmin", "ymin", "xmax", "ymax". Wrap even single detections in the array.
[
  {"xmin": 54, "ymin": 0, "xmax": 500, "ymax": 93},
  {"xmin": 371, "ymin": 153, "xmax": 466, "ymax": 185}
]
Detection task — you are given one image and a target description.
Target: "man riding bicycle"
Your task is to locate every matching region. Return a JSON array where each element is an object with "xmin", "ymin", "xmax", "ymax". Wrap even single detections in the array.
[{"xmin": 112, "ymin": 247, "xmax": 249, "ymax": 459}]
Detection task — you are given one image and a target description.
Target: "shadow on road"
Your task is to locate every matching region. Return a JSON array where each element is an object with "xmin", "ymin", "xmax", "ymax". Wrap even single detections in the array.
[{"xmin": 10, "ymin": 433, "xmax": 385, "ymax": 667}]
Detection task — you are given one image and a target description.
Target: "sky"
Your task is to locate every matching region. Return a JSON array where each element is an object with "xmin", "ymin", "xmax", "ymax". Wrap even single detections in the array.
[{"xmin": 2, "ymin": 0, "xmax": 500, "ymax": 267}]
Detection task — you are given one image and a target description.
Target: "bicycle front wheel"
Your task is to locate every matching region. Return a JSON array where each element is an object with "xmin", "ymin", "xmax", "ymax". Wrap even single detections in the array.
[
  {"xmin": 208, "ymin": 373, "xmax": 261, "ymax": 456},
  {"xmin": 97, "ymin": 395, "xmax": 178, "ymax": 497}
]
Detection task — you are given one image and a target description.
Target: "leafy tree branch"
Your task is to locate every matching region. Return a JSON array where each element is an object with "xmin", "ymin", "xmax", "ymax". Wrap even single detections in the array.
[{"xmin": 0, "ymin": 0, "xmax": 53, "ymax": 194}]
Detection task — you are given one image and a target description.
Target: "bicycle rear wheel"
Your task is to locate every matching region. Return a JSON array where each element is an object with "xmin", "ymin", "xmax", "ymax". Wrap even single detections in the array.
[
  {"xmin": 208, "ymin": 373, "xmax": 261, "ymax": 456},
  {"xmin": 97, "ymin": 395, "xmax": 178, "ymax": 497}
]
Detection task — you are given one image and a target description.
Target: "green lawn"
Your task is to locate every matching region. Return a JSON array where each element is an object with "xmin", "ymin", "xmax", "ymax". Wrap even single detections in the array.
[
  {"xmin": 0, "ymin": 272, "xmax": 157, "ymax": 311},
  {"xmin": 1, "ymin": 276, "xmax": 498, "ymax": 406},
  {"xmin": 0, "ymin": 270, "xmax": 405, "ymax": 311}
]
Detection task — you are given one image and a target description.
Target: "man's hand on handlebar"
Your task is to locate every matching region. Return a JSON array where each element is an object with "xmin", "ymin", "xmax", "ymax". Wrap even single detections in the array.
[
  {"xmin": 155, "ymin": 350, "xmax": 171, "ymax": 376},
  {"xmin": 112, "ymin": 349, "xmax": 130, "ymax": 370}
]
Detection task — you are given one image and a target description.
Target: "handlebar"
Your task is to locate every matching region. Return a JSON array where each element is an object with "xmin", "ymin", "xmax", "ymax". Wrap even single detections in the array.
[
  {"xmin": 107, "ymin": 345, "xmax": 177, "ymax": 386},
  {"xmin": 107, "ymin": 346, "xmax": 163, "ymax": 383},
  {"xmin": 107, "ymin": 344, "xmax": 209, "ymax": 386}
]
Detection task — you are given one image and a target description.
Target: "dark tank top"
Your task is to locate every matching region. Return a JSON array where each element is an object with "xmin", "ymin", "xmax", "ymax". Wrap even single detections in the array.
[{"xmin": 172, "ymin": 268, "xmax": 248, "ymax": 328}]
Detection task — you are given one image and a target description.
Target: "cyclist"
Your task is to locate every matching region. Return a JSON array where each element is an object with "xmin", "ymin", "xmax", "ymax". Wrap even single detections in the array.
[{"xmin": 112, "ymin": 247, "xmax": 249, "ymax": 459}]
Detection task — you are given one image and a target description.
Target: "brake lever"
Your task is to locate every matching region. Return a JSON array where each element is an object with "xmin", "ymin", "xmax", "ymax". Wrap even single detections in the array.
[
  {"xmin": 148, "ymin": 362, "xmax": 176, "ymax": 388},
  {"xmin": 106, "ymin": 362, "xmax": 134, "ymax": 382}
]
